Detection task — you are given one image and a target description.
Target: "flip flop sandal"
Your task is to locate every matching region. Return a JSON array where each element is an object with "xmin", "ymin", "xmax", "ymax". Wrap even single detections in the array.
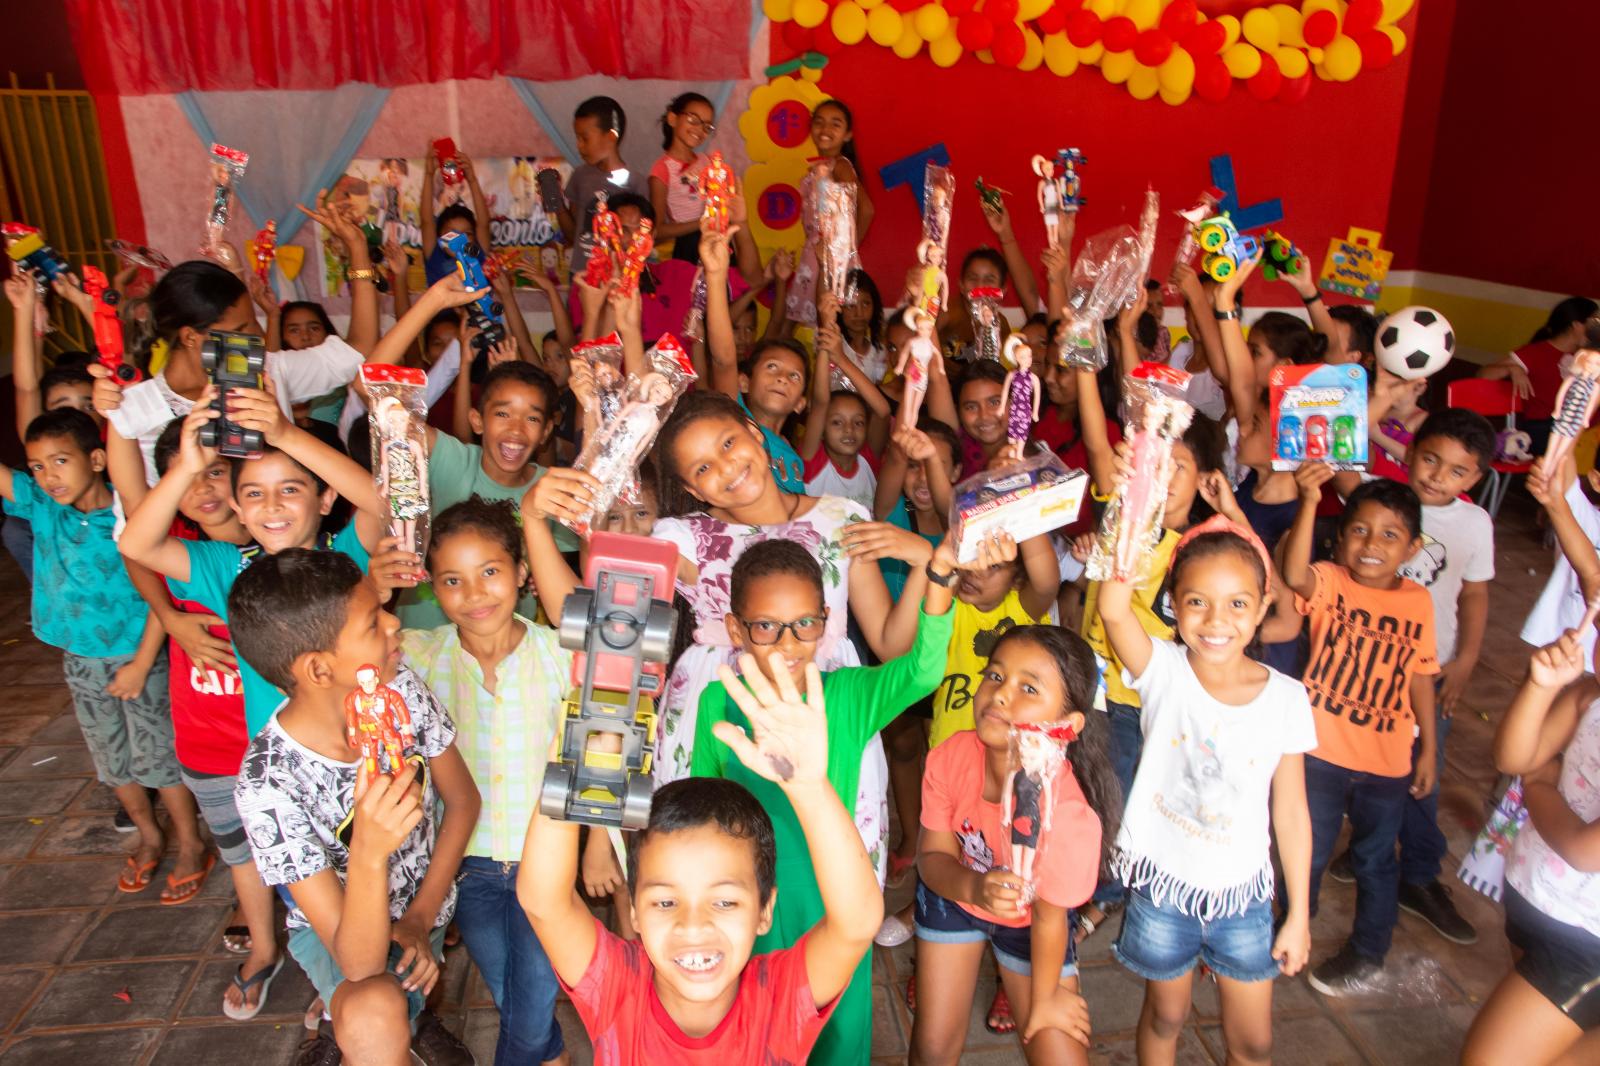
[
  {"xmin": 985, "ymin": 987, "xmax": 1016, "ymax": 1036},
  {"xmin": 117, "ymin": 855, "xmax": 158, "ymax": 893},
  {"xmin": 887, "ymin": 852, "xmax": 917, "ymax": 886},
  {"xmin": 222, "ymin": 926, "xmax": 253, "ymax": 955},
  {"xmin": 223, "ymin": 955, "xmax": 285, "ymax": 1021},
  {"xmin": 161, "ymin": 853, "xmax": 217, "ymax": 906}
]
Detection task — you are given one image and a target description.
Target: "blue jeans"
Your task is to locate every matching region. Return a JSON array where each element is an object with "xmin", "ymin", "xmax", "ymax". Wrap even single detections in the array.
[
  {"xmin": 453, "ymin": 857, "xmax": 565, "ymax": 1064},
  {"xmin": 1305, "ymin": 756, "xmax": 1410, "ymax": 962},
  {"xmin": 1399, "ymin": 715, "xmax": 1451, "ymax": 886},
  {"xmin": 1092, "ymin": 700, "xmax": 1143, "ymax": 906}
]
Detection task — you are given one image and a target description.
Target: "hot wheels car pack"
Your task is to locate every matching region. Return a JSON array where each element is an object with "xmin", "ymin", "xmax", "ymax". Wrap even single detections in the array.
[
  {"xmin": 1270, "ymin": 363, "xmax": 1369, "ymax": 471},
  {"xmin": 949, "ymin": 450, "xmax": 1089, "ymax": 565}
]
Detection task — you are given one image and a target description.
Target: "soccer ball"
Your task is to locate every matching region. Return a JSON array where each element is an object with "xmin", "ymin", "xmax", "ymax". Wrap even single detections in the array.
[{"xmin": 1376, "ymin": 306, "xmax": 1456, "ymax": 381}]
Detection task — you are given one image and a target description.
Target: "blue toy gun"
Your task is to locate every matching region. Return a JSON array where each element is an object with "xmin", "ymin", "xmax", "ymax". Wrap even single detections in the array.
[{"xmin": 439, "ymin": 231, "xmax": 505, "ymax": 357}]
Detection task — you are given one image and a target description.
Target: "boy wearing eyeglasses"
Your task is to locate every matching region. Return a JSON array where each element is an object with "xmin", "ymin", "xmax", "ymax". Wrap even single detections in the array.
[{"xmin": 691, "ymin": 534, "xmax": 961, "ymax": 1066}]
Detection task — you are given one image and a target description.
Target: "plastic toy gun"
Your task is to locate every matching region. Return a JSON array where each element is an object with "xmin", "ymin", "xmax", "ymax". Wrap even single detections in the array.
[
  {"xmin": 438, "ymin": 231, "xmax": 505, "ymax": 357},
  {"xmin": 540, "ymin": 532, "xmax": 679, "ymax": 829},
  {"xmin": 81, "ymin": 266, "xmax": 141, "ymax": 384},
  {"xmin": 252, "ymin": 221, "xmax": 277, "ymax": 283},
  {"xmin": 434, "ymin": 138, "xmax": 463, "ymax": 186},
  {"xmin": 1259, "ymin": 230, "xmax": 1302, "ymax": 283},
  {"xmin": 3, "ymin": 223, "xmax": 70, "ymax": 284},
  {"xmin": 198, "ymin": 330, "xmax": 267, "ymax": 459}
]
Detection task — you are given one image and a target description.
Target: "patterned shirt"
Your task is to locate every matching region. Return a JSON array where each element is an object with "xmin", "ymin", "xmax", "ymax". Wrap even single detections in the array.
[
  {"xmin": 233, "ymin": 665, "xmax": 458, "ymax": 931},
  {"xmin": 4, "ymin": 472, "xmax": 147, "ymax": 658},
  {"xmin": 402, "ymin": 617, "xmax": 572, "ymax": 861}
]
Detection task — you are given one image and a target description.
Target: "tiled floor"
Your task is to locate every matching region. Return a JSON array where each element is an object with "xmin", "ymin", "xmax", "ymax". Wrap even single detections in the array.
[{"xmin": 0, "ymin": 496, "xmax": 1549, "ymax": 1064}]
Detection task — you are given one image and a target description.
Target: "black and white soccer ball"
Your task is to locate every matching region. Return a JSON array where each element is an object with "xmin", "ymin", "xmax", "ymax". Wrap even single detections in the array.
[{"xmin": 1376, "ymin": 306, "xmax": 1456, "ymax": 381}]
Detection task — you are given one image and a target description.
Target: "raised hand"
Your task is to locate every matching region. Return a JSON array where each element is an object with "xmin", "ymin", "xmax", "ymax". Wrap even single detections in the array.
[{"xmin": 712, "ymin": 655, "xmax": 828, "ymax": 786}]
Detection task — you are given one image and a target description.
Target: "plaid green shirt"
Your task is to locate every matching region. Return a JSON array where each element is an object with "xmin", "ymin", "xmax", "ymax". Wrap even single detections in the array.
[{"xmin": 402, "ymin": 616, "xmax": 573, "ymax": 861}]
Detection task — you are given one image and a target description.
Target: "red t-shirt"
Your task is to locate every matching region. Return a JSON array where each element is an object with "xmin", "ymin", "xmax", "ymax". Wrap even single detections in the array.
[
  {"xmin": 561, "ymin": 918, "xmax": 835, "ymax": 1065},
  {"xmin": 167, "ymin": 525, "xmax": 249, "ymax": 775},
  {"xmin": 921, "ymin": 731, "xmax": 1101, "ymax": 925},
  {"xmin": 1513, "ymin": 340, "xmax": 1566, "ymax": 421}
]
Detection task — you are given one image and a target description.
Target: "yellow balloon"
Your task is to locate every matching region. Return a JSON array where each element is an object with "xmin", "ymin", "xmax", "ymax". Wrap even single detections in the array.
[
  {"xmin": 1313, "ymin": 61, "xmax": 1334, "ymax": 81},
  {"xmin": 1043, "ymin": 32, "xmax": 1080, "ymax": 76},
  {"xmin": 1017, "ymin": 0, "xmax": 1052, "ymax": 20},
  {"xmin": 1307, "ymin": 46, "xmax": 1324, "ymax": 64},
  {"xmin": 763, "ymin": 0, "xmax": 794, "ymax": 22},
  {"xmin": 1089, "ymin": 0, "xmax": 1116, "ymax": 17},
  {"xmin": 831, "ymin": 1, "xmax": 868, "ymax": 44},
  {"xmin": 1079, "ymin": 41, "xmax": 1105, "ymax": 64},
  {"xmin": 913, "ymin": 3, "xmax": 949, "ymax": 42},
  {"xmin": 1275, "ymin": 46, "xmax": 1309, "ymax": 78},
  {"xmin": 1302, "ymin": 0, "xmax": 1341, "ymax": 16},
  {"xmin": 1381, "ymin": 0, "xmax": 1415, "ymax": 22},
  {"xmin": 858, "ymin": 0, "xmax": 884, "ymax": 7},
  {"xmin": 1324, "ymin": 33, "xmax": 1361, "ymax": 80},
  {"xmin": 1216, "ymin": 14, "xmax": 1241, "ymax": 49},
  {"xmin": 930, "ymin": 29, "xmax": 964, "ymax": 67},
  {"xmin": 1160, "ymin": 81, "xmax": 1193, "ymax": 105},
  {"xmin": 792, "ymin": 0, "xmax": 827, "ymax": 29},
  {"xmin": 867, "ymin": 4, "xmax": 903, "ymax": 45},
  {"xmin": 1242, "ymin": 8, "xmax": 1279, "ymax": 50},
  {"xmin": 1127, "ymin": 64, "xmax": 1160, "ymax": 100},
  {"xmin": 1222, "ymin": 42, "xmax": 1261, "ymax": 79},
  {"xmin": 976, "ymin": 48, "xmax": 994, "ymax": 64},
  {"xmin": 893, "ymin": 20, "xmax": 924, "ymax": 57},
  {"xmin": 1102, "ymin": 49, "xmax": 1137, "ymax": 84},
  {"xmin": 1019, "ymin": 27, "xmax": 1045, "ymax": 71},
  {"xmin": 1158, "ymin": 47, "xmax": 1195, "ymax": 93},
  {"xmin": 1125, "ymin": 0, "xmax": 1161, "ymax": 30},
  {"xmin": 1270, "ymin": 4, "xmax": 1304, "ymax": 48},
  {"xmin": 1382, "ymin": 25, "xmax": 1407, "ymax": 54}
]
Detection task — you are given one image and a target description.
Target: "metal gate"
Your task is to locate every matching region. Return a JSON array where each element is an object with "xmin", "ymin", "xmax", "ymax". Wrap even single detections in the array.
[{"xmin": 0, "ymin": 72, "xmax": 120, "ymax": 357}]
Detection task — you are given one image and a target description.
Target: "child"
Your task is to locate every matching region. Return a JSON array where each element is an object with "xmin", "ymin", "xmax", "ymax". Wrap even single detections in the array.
[
  {"xmin": 1098, "ymin": 515, "xmax": 1314, "ymax": 1065},
  {"xmin": 228, "ymin": 550, "xmax": 479, "ymax": 1065},
  {"xmin": 840, "ymin": 270, "xmax": 888, "ymax": 385},
  {"xmin": 1478, "ymin": 296, "xmax": 1599, "ymax": 456},
  {"xmin": 403, "ymin": 497, "xmax": 593, "ymax": 1066},
  {"xmin": 649, "ymin": 91, "xmax": 715, "ymax": 263},
  {"xmin": 872, "ymin": 422, "xmax": 959, "ymax": 601},
  {"xmin": 911, "ymin": 624, "xmax": 1118, "ymax": 1066},
  {"xmin": 1280, "ymin": 469, "xmax": 1438, "ymax": 995},
  {"xmin": 956, "ymin": 360, "xmax": 1013, "ymax": 477},
  {"xmin": 1463, "ymin": 627, "xmax": 1600, "ymax": 1065},
  {"xmin": 1524, "ymin": 457, "xmax": 1600, "ymax": 668},
  {"xmin": 1326, "ymin": 304, "xmax": 1378, "ymax": 370},
  {"xmin": 0, "ymin": 408, "xmax": 213, "ymax": 902},
  {"xmin": 515, "ymin": 656, "xmax": 883, "ymax": 1061},
  {"xmin": 710, "ymin": 335, "xmax": 811, "ymax": 493},
  {"xmin": 559, "ymin": 95, "xmax": 651, "ymax": 278},
  {"xmin": 421, "ymin": 143, "xmax": 495, "ymax": 285},
  {"xmin": 597, "ymin": 460, "xmax": 661, "ymax": 537},
  {"xmin": 787, "ymin": 99, "xmax": 874, "ymax": 326},
  {"xmin": 800, "ymin": 304, "xmax": 892, "ymax": 512},
  {"xmin": 692, "ymin": 537, "xmax": 955, "ymax": 1064}
]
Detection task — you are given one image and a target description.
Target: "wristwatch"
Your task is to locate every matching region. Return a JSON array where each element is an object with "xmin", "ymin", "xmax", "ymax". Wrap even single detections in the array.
[
  {"xmin": 1213, "ymin": 307, "xmax": 1241, "ymax": 321},
  {"xmin": 925, "ymin": 562, "xmax": 958, "ymax": 588},
  {"xmin": 1301, "ymin": 291, "xmax": 1323, "ymax": 305},
  {"xmin": 346, "ymin": 268, "xmax": 378, "ymax": 283}
]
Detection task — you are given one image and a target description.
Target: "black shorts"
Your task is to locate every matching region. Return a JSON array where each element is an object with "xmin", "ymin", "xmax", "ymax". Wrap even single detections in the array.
[{"xmin": 1504, "ymin": 886, "xmax": 1600, "ymax": 1030}]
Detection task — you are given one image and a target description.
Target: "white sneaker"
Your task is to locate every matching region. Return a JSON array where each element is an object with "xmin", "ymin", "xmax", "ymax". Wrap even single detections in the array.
[{"xmin": 875, "ymin": 913, "xmax": 913, "ymax": 947}]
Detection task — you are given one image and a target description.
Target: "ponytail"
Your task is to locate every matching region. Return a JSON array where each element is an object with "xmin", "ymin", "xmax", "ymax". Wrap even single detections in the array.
[{"xmin": 1530, "ymin": 296, "xmax": 1599, "ymax": 345}]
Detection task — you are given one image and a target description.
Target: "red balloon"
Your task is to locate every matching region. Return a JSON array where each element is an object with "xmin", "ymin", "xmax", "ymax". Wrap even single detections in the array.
[
  {"xmin": 944, "ymin": 0, "xmax": 978, "ymax": 15},
  {"xmin": 1133, "ymin": 28, "xmax": 1174, "ymax": 66},
  {"xmin": 957, "ymin": 12, "xmax": 996, "ymax": 50},
  {"xmin": 811, "ymin": 17, "xmax": 839, "ymax": 53},
  {"xmin": 1159, "ymin": 0, "xmax": 1198, "ymax": 35},
  {"xmin": 1036, "ymin": 4, "xmax": 1068, "ymax": 35},
  {"xmin": 1279, "ymin": 70, "xmax": 1312, "ymax": 103},
  {"xmin": 1302, "ymin": 9, "xmax": 1337, "ymax": 47},
  {"xmin": 1102, "ymin": 15, "xmax": 1137, "ymax": 51},
  {"xmin": 993, "ymin": 21, "xmax": 1026, "ymax": 66},
  {"xmin": 1344, "ymin": 0, "xmax": 1383, "ymax": 34},
  {"xmin": 1180, "ymin": 20, "xmax": 1226, "ymax": 55},
  {"xmin": 1359, "ymin": 29, "xmax": 1395, "ymax": 68},
  {"xmin": 1066, "ymin": 10, "xmax": 1102, "ymax": 46},
  {"xmin": 988, "ymin": 0, "xmax": 1020, "ymax": 21},
  {"xmin": 781, "ymin": 20, "xmax": 814, "ymax": 52},
  {"xmin": 1248, "ymin": 55, "xmax": 1282, "ymax": 101},
  {"xmin": 1194, "ymin": 55, "xmax": 1231, "ymax": 101}
]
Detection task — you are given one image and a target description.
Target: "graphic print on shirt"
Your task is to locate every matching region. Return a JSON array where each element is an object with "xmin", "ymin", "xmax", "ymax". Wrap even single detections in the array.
[
  {"xmin": 956, "ymin": 818, "xmax": 996, "ymax": 873},
  {"xmin": 1163, "ymin": 730, "xmax": 1239, "ymax": 835},
  {"xmin": 937, "ymin": 618, "xmax": 1022, "ymax": 716},
  {"xmin": 1398, "ymin": 533, "xmax": 1447, "ymax": 589},
  {"xmin": 1303, "ymin": 590, "xmax": 1426, "ymax": 734}
]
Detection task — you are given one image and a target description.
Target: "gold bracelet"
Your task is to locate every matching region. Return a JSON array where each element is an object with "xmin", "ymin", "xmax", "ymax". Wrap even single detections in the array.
[{"xmin": 346, "ymin": 267, "xmax": 378, "ymax": 283}]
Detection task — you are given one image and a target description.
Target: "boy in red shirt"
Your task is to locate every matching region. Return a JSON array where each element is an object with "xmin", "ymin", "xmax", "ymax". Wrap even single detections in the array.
[{"xmin": 516, "ymin": 656, "xmax": 881, "ymax": 1064}]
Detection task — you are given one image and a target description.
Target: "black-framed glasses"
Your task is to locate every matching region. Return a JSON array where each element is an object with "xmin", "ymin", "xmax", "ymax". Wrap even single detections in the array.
[
  {"xmin": 736, "ymin": 612, "xmax": 827, "ymax": 645},
  {"xmin": 683, "ymin": 113, "xmax": 717, "ymax": 134}
]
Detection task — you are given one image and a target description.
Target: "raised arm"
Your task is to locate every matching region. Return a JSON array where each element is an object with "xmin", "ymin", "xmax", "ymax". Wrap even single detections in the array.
[
  {"xmin": 1279, "ymin": 248, "xmax": 1335, "ymax": 338},
  {"xmin": 1495, "ymin": 630, "xmax": 1592, "ymax": 775},
  {"xmin": 382, "ymin": 241, "xmax": 414, "ymax": 333},
  {"xmin": 519, "ymin": 469, "xmax": 593, "ymax": 622},
  {"xmin": 1172, "ymin": 262, "xmax": 1227, "ymax": 386},
  {"xmin": 514, "ymin": 794, "xmax": 599, "ymax": 986},
  {"xmin": 701, "ymin": 226, "xmax": 741, "ymax": 400},
  {"xmin": 7, "ymin": 274, "xmax": 42, "ymax": 440},
  {"xmin": 420, "ymin": 144, "xmax": 440, "ymax": 252},
  {"xmin": 1074, "ymin": 366, "xmax": 1117, "ymax": 496},
  {"xmin": 117, "ymin": 404, "xmax": 220, "ymax": 583},
  {"xmin": 365, "ymin": 274, "xmax": 487, "ymax": 369},
  {"xmin": 800, "ymin": 297, "xmax": 839, "ymax": 461},
  {"xmin": 1528, "ymin": 457, "xmax": 1600, "ymax": 605},
  {"xmin": 981, "ymin": 199, "xmax": 1040, "ymax": 315},
  {"xmin": 297, "ymin": 190, "xmax": 379, "ymax": 356},
  {"xmin": 493, "ymin": 270, "xmax": 539, "ymax": 370},
  {"xmin": 458, "ymin": 155, "xmax": 496, "ymax": 253},
  {"xmin": 1211, "ymin": 252, "xmax": 1261, "ymax": 425},
  {"xmin": 1018, "ymin": 531, "xmax": 1061, "ymax": 620},
  {"xmin": 1281, "ymin": 462, "xmax": 1332, "ymax": 602}
]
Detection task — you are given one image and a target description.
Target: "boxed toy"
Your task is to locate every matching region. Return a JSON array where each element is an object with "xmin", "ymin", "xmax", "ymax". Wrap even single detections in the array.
[
  {"xmin": 1270, "ymin": 363, "xmax": 1369, "ymax": 471},
  {"xmin": 949, "ymin": 450, "xmax": 1089, "ymax": 565}
]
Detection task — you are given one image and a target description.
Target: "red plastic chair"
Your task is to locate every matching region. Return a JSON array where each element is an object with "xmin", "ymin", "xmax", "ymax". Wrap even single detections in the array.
[{"xmin": 1446, "ymin": 378, "xmax": 1531, "ymax": 518}]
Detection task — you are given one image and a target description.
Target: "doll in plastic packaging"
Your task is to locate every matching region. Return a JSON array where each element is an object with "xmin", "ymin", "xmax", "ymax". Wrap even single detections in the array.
[
  {"xmin": 345, "ymin": 665, "xmax": 417, "ymax": 780},
  {"xmin": 1000, "ymin": 335, "xmax": 1041, "ymax": 461},
  {"xmin": 896, "ymin": 307, "xmax": 938, "ymax": 429},
  {"xmin": 1057, "ymin": 191, "xmax": 1159, "ymax": 371},
  {"xmin": 1001, "ymin": 720, "xmax": 1078, "ymax": 908},
  {"xmin": 1088, "ymin": 367, "xmax": 1195, "ymax": 582},
  {"xmin": 968, "ymin": 286, "xmax": 1004, "ymax": 363},
  {"xmin": 907, "ymin": 239, "xmax": 950, "ymax": 319},
  {"xmin": 203, "ymin": 144, "xmax": 249, "ymax": 267},
  {"xmin": 362, "ymin": 364, "xmax": 431, "ymax": 577},
  {"xmin": 1543, "ymin": 348, "xmax": 1600, "ymax": 471},
  {"xmin": 699, "ymin": 151, "xmax": 733, "ymax": 235},
  {"xmin": 785, "ymin": 158, "xmax": 832, "ymax": 328},
  {"xmin": 818, "ymin": 178, "xmax": 858, "ymax": 306},
  {"xmin": 922, "ymin": 162, "xmax": 955, "ymax": 249}
]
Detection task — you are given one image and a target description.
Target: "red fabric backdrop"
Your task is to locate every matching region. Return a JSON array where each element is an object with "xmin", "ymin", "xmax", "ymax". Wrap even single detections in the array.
[{"xmin": 65, "ymin": 0, "xmax": 751, "ymax": 94}]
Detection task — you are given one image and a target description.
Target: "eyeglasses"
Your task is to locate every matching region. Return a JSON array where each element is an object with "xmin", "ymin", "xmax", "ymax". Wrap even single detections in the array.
[
  {"xmin": 682, "ymin": 113, "xmax": 717, "ymax": 134},
  {"xmin": 735, "ymin": 613, "xmax": 827, "ymax": 646}
]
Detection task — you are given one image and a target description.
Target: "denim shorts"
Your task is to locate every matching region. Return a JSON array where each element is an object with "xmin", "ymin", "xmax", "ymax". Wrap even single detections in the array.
[
  {"xmin": 287, "ymin": 922, "xmax": 448, "ymax": 1024},
  {"xmin": 1113, "ymin": 885, "xmax": 1280, "ymax": 983},
  {"xmin": 913, "ymin": 882, "xmax": 1078, "ymax": 979}
]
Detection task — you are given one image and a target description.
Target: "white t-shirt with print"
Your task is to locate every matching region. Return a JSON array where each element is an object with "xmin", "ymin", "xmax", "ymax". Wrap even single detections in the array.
[
  {"xmin": 1521, "ymin": 478, "xmax": 1600, "ymax": 671},
  {"xmin": 1115, "ymin": 638, "xmax": 1318, "ymax": 919},
  {"xmin": 1399, "ymin": 497, "xmax": 1496, "ymax": 666}
]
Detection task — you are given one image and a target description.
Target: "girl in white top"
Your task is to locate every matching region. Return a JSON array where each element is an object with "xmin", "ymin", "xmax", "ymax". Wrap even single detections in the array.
[
  {"xmin": 1466, "ymin": 627, "xmax": 1600, "ymax": 1065},
  {"xmin": 1097, "ymin": 512, "xmax": 1314, "ymax": 1066}
]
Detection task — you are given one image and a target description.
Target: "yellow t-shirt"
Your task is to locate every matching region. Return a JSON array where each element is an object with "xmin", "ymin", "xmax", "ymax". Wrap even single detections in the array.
[
  {"xmin": 930, "ymin": 589, "xmax": 1044, "ymax": 748},
  {"xmin": 1081, "ymin": 528, "xmax": 1181, "ymax": 708}
]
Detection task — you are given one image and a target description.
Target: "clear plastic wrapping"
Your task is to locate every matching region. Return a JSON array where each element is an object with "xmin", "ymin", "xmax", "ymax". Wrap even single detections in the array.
[
  {"xmin": 203, "ymin": 143, "xmax": 249, "ymax": 263},
  {"xmin": 1087, "ymin": 365, "xmax": 1195, "ymax": 582},
  {"xmin": 698, "ymin": 151, "xmax": 733, "ymax": 235},
  {"xmin": 682, "ymin": 267, "xmax": 709, "ymax": 342},
  {"xmin": 1056, "ymin": 189, "xmax": 1159, "ymax": 371},
  {"xmin": 967, "ymin": 286, "xmax": 1004, "ymax": 363},
  {"xmin": 566, "ymin": 334, "xmax": 698, "ymax": 536},
  {"xmin": 362, "ymin": 364, "xmax": 432, "ymax": 568},
  {"xmin": 904, "ymin": 162, "xmax": 956, "ymax": 318},
  {"xmin": 252, "ymin": 221, "xmax": 277, "ymax": 283},
  {"xmin": 1165, "ymin": 187, "xmax": 1221, "ymax": 297},
  {"xmin": 616, "ymin": 219, "xmax": 655, "ymax": 299},
  {"xmin": 818, "ymin": 177, "xmax": 858, "ymax": 306},
  {"xmin": 1001, "ymin": 722, "xmax": 1078, "ymax": 909},
  {"xmin": 582, "ymin": 191, "xmax": 626, "ymax": 289},
  {"xmin": 949, "ymin": 449, "xmax": 1088, "ymax": 564},
  {"xmin": 572, "ymin": 332, "xmax": 628, "ymax": 428}
]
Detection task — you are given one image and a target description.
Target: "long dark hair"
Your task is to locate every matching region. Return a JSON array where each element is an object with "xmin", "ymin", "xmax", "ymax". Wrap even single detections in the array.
[
  {"xmin": 279, "ymin": 300, "xmax": 338, "ymax": 343},
  {"xmin": 837, "ymin": 269, "xmax": 883, "ymax": 349},
  {"xmin": 653, "ymin": 390, "xmax": 762, "ymax": 519},
  {"xmin": 812, "ymin": 99, "xmax": 860, "ymax": 169},
  {"xmin": 661, "ymin": 92, "xmax": 713, "ymax": 152},
  {"xmin": 145, "ymin": 260, "xmax": 248, "ymax": 368},
  {"xmin": 1531, "ymin": 296, "xmax": 1599, "ymax": 346},
  {"xmin": 988, "ymin": 625, "xmax": 1124, "ymax": 879}
]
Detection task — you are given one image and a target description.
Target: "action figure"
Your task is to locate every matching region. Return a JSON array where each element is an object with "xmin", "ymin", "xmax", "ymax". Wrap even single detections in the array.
[
  {"xmin": 1000, "ymin": 335, "xmax": 1041, "ymax": 461},
  {"xmin": 616, "ymin": 219, "xmax": 655, "ymax": 298},
  {"xmin": 1543, "ymin": 348, "xmax": 1600, "ymax": 472},
  {"xmin": 583, "ymin": 191, "xmax": 626, "ymax": 289},
  {"xmin": 344, "ymin": 665, "xmax": 416, "ymax": 780},
  {"xmin": 698, "ymin": 151, "xmax": 733, "ymax": 234},
  {"xmin": 374, "ymin": 396, "xmax": 429, "ymax": 555},
  {"xmin": 252, "ymin": 221, "xmax": 277, "ymax": 284},
  {"xmin": 897, "ymin": 307, "xmax": 937, "ymax": 429}
]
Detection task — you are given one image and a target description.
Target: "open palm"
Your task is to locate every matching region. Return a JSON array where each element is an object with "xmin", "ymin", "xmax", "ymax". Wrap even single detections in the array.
[{"xmin": 713, "ymin": 655, "xmax": 828, "ymax": 786}]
